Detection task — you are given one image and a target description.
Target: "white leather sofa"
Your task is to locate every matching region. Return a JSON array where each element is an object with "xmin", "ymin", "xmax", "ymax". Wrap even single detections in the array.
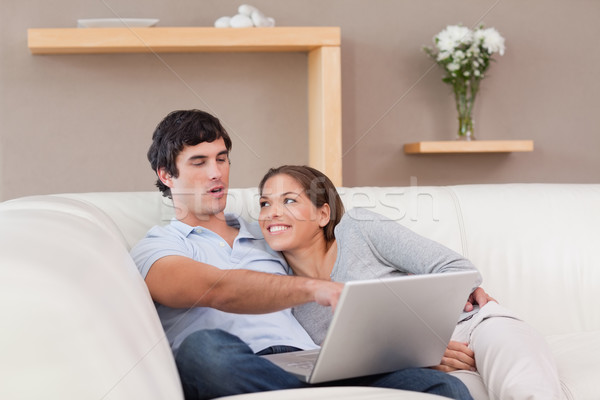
[{"xmin": 1, "ymin": 184, "xmax": 598, "ymax": 400}]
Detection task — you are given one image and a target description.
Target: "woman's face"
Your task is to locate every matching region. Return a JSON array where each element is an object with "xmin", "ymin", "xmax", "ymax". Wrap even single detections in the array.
[{"xmin": 259, "ymin": 173, "xmax": 330, "ymax": 252}]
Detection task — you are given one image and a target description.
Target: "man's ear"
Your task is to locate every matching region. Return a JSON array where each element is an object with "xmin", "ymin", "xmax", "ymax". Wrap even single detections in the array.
[
  {"xmin": 157, "ymin": 168, "xmax": 173, "ymax": 188},
  {"xmin": 318, "ymin": 203, "xmax": 331, "ymax": 228}
]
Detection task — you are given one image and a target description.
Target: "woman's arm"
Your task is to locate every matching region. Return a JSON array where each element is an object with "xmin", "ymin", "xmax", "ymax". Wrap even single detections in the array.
[
  {"xmin": 352, "ymin": 209, "xmax": 500, "ymax": 313},
  {"xmin": 348, "ymin": 208, "xmax": 481, "ymax": 278}
]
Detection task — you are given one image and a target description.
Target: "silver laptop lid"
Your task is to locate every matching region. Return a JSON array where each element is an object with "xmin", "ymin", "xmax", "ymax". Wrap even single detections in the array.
[{"xmin": 307, "ymin": 271, "xmax": 478, "ymax": 383}]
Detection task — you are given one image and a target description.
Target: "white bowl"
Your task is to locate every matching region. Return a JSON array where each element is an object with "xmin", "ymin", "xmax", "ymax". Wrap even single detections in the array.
[{"xmin": 77, "ymin": 18, "xmax": 159, "ymax": 28}]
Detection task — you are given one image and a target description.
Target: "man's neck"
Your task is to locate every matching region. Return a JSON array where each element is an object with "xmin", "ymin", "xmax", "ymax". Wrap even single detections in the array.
[{"xmin": 178, "ymin": 211, "xmax": 239, "ymax": 247}]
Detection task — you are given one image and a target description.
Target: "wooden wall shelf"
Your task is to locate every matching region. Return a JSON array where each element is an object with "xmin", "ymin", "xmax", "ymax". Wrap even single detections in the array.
[
  {"xmin": 404, "ymin": 140, "xmax": 534, "ymax": 154},
  {"xmin": 27, "ymin": 27, "xmax": 343, "ymax": 185},
  {"xmin": 27, "ymin": 27, "xmax": 340, "ymax": 54}
]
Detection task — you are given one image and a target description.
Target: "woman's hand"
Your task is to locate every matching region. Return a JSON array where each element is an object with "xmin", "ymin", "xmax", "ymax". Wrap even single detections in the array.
[
  {"xmin": 464, "ymin": 286, "xmax": 497, "ymax": 312},
  {"xmin": 431, "ymin": 341, "xmax": 476, "ymax": 372}
]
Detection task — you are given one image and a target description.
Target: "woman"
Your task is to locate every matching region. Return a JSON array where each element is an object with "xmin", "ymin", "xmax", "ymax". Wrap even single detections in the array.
[{"xmin": 258, "ymin": 165, "xmax": 564, "ymax": 400}]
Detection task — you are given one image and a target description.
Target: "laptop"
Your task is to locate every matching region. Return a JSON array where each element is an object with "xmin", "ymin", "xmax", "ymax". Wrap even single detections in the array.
[{"xmin": 261, "ymin": 270, "xmax": 479, "ymax": 383}]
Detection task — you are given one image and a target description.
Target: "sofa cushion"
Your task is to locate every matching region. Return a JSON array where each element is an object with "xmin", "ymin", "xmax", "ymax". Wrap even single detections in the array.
[
  {"xmin": 546, "ymin": 331, "xmax": 600, "ymax": 400},
  {"xmin": 449, "ymin": 184, "xmax": 600, "ymax": 336},
  {"xmin": 216, "ymin": 386, "xmax": 448, "ymax": 399}
]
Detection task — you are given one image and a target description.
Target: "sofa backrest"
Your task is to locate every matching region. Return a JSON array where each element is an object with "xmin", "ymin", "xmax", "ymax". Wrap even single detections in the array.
[
  {"xmin": 448, "ymin": 184, "xmax": 600, "ymax": 336},
  {"xmin": 55, "ymin": 184, "xmax": 600, "ymax": 337},
  {"xmin": 57, "ymin": 186, "xmax": 467, "ymax": 253}
]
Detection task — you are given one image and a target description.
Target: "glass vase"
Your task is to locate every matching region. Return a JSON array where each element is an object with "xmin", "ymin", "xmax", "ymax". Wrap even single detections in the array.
[
  {"xmin": 457, "ymin": 112, "xmax": 475, "ymax": 141},
  {"xmin": 454, "ymin": 79, "xmax": 478, "ymax": 141}
]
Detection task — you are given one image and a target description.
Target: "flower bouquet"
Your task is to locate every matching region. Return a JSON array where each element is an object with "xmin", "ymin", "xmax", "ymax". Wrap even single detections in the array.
[{"xmin": 424, "ymin": 25, "xmax": 505, "ymax": 140}]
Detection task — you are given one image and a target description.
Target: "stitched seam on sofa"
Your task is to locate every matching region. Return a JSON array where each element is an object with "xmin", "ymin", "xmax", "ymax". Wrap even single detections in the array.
[{"xmin": 445, "ymin": 187, "xmax": 469, "ymax": 259}]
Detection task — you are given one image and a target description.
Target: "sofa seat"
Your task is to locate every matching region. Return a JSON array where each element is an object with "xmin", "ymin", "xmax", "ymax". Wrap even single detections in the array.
[
  {"xmin": 546, "ymin": 331, "xmax": 600, "ymax": 399},
  {"xmin": 217, "ymin": 387, "xmax": 448, "ymax": 399}
]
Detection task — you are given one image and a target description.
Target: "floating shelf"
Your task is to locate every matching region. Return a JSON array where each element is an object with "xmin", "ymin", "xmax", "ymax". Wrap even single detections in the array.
[
  {"xmin": 27, "ymin": 27, "xmax": 340, "ymax": 54},
  {"xmin": 404, "ymin": 140, "xmax": 534, "ymax": 154},
  {"xmin": 27, "ymin": 26, "xmax": 343, "ymax": 186}
]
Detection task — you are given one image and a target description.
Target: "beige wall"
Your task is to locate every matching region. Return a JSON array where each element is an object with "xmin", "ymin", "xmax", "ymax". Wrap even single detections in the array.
[{"xmin": 1, "ymin": 0, "xmax": 599, "ymax": 200}]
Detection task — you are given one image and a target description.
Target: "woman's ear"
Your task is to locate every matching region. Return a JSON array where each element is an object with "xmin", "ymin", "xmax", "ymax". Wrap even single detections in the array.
[
  {"xmin": 318, "ymin": 203, "xmax": 331, "ymax": 228},
  {"xmin": 157, "ymin": 168, "xmax": 173, "ymax": 188}
]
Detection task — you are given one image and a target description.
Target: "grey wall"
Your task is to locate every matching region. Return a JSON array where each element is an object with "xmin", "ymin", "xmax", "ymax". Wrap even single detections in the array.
[{"xmin": 1, "ymin": 0, "xmax": 599, "ymax": 200}]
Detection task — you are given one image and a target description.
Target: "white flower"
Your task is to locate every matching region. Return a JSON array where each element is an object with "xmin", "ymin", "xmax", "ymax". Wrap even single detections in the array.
[
  {"xmin": 475, "ymin": 27, "xmax": 505, "ymax": 56},
  {"xmin": 435, "ymin": 25, "xmax": 473, "ymax": 53},
  {"xmin": 447, "ymin": 63, "xmax": 460, "ymax": 72},
  {"xmin": 424, "ymin": 23, "xmax": 504, "ymax": 88}
]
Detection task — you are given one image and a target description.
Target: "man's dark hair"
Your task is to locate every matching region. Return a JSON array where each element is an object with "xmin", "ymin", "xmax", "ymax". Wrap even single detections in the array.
[{"xmin": 147, "ymin": 109, "xmax": 232, "ymax": 198}]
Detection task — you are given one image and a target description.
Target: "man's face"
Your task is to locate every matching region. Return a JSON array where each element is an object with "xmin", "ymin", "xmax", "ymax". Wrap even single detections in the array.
[{"xmin": 159, "ymin": 138, "xmax": 230, "ymax": 224}]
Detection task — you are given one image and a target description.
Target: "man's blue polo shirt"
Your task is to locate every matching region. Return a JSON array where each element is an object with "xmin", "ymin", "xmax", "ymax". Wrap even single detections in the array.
[{"xmin": 130, "ymin": 214, "xmax": 318, "ymax": 355}]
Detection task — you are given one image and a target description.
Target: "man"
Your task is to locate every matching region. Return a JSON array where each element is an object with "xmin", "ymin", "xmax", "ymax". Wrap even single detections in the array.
[{"xmin": 131, "ymin": 109, "xmax": 472, "ymax": 400}]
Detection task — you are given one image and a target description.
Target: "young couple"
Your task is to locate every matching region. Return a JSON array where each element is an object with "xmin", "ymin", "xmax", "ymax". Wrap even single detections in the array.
[{"xmin": 131, "ymin": 109, "xmax": 563, "ymax": 400}]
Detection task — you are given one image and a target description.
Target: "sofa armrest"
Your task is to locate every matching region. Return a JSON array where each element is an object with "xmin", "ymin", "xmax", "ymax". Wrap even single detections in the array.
[{"xmin": 0, "ymin": 196, "xmax": 183, "ymax": 399}]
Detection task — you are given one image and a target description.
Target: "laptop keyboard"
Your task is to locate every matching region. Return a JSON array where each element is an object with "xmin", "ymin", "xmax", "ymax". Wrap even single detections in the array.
[{"xmin": 286, "ymin": 361, "xmax": 315, "ymax": 371}]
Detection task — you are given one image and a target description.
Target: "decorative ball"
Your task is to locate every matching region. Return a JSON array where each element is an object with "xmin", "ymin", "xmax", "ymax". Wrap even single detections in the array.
[
  {"xmin": 230, "ymin": 14, "xmax": 254, "ymax": 28},
  {"xmin": 214, "ymin": 16, "xmax": 231, "ymax": 28}
]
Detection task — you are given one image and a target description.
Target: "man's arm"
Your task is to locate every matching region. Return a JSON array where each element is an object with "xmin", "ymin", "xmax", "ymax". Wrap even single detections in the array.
[{"xmin": 145, "ymin": 255, "xmax": 343, "ymax": 313}]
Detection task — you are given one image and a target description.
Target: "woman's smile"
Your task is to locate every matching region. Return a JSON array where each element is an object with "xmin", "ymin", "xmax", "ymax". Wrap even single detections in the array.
[{"xmin": 266, "ymin": 224, "xmax": 291, "ymax": 234}]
